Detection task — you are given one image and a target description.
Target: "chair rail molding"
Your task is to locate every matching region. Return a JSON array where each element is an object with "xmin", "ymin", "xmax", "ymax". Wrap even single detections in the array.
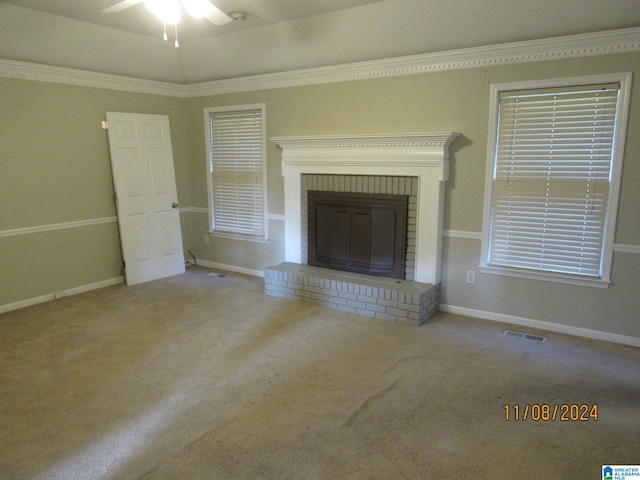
[{"xmin": 0, "ymin": 216, "xmax": 117, "ymax": 238}]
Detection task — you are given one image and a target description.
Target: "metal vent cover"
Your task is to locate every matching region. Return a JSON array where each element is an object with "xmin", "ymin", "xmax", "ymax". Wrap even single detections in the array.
[{"xmin": 503, "ymin": 330, "xmax": 547, "ymax": 342}]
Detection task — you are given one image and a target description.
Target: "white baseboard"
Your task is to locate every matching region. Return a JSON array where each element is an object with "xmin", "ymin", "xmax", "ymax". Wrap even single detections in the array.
[
  {"xmin": 192, "ymin": 262, "xmax": 640, "ymax": 347},
  {"xmin": 4, "ymin": 272, "xmax": 637, "ymax": 348},
  {"xmin": 440, "ymin": 304, "xmax": 640, "ymax": 348},
  {"xmin": 194, "ymin": 260, "xmax": 265, "ymax": 278},
  {"xmin": 0, "ymin": 277, "xmax": 125, "ymax": 314}
]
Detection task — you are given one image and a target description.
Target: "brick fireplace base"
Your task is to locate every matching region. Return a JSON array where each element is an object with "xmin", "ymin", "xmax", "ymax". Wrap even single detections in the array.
[{"xmin": 264, "ymin": 262, "xmax": 440, "ymax": 326}]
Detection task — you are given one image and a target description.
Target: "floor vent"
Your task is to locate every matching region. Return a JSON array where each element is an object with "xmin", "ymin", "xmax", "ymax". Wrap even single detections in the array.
[
  {"xmin": 503, "ymin": 330, "xmax": 547, "ymax": 342},
  {"xmin": 207, "ymin": 272, "xmax": 227, "ymax": 278}
]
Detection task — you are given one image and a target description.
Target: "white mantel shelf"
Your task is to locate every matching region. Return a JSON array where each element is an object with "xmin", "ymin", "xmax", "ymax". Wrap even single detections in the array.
[
  {"xmin": 271, "ymin": 133, "xmax": 459, "ymax": 148},
  {"xmin": 272, "ymin": 132, "xmax": 460, "ymax": 285}
]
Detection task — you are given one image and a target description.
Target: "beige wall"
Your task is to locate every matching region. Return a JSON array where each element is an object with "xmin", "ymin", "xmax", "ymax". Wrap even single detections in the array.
[
  {"xmin": 1, "ymin": 51, "xmax": 639, "ymax": 341},
  {"xmin": 0, "ymin": 78, "xmax": 191, "ymax": 308},
  {"xmin": 188, "ymin": 52, "xmax": 640, "ymax": 339}
]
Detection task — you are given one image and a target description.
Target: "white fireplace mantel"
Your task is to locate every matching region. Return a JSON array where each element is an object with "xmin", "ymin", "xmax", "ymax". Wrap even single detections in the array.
[{"xmin": 272, "ymin": 133, "xmax": 460, "ymax": 285}]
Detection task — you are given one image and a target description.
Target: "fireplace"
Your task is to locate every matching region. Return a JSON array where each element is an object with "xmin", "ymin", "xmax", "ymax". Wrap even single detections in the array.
[
  {"xmin": 308, "ymin": 190, "xmax": 408, "ymax": 279},
  {"xmin": 302, "ymin": 174, "xmax": 418, "ymax": 280},
  {"xmin": 267, "ymin": 133, "xmax": 459, "ymax": 325},
  {"xmin": 272, "ymin": 133, "xmax": 459, "ymax": 285}
]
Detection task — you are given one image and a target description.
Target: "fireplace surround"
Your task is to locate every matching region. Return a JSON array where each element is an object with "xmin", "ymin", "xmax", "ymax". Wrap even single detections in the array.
[
  {"xmin": 266, "ymin": 133, "xmax": 459, "ymax": 325},
  {"xmin": 272, "ymin": 133, "xmax": 459, "ymax": 285}
]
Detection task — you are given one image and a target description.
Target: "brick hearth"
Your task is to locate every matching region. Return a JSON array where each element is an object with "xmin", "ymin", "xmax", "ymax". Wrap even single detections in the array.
[{"xmin": 264, "ymin": 262, "xmax": 440, "ymax": 326}]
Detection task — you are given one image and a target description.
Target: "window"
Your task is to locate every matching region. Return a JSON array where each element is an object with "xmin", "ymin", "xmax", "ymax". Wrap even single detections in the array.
[
  {"xmin": 205, "ymin": 104, "xmax": 267, "ymax": 242},
  {"xmin": 480, "ymin": 74, "xmax": 632, "ymax": 287}
]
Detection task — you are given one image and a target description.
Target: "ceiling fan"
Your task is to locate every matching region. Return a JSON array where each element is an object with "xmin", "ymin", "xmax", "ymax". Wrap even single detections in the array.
[{"xmin": 103, "ymin": 0, "xmax": 232, "ymax": 46}]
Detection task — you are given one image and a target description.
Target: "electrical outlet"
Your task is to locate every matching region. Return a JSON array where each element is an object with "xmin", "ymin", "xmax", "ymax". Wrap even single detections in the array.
[
  {"xmin": 204, "ymin": 235, "xmax": 209, "ymax": 245},
  {"xmin": 466, "ymin": 270, "xmax": 476, "ymax": 284}
]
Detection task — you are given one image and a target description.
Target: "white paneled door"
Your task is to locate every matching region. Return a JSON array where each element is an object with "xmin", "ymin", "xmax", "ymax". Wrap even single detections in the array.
[{"xmin": 106, "ymin": 112, "xmax": 185, "ymax": 285}]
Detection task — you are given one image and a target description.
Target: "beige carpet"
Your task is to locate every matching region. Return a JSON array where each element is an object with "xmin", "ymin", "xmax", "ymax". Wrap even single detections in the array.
[{"xmin": 1, "ymin": 266, "xmax": 639, "ymax": 479}]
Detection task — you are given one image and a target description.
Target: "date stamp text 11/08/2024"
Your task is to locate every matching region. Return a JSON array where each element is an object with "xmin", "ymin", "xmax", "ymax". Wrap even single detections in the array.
[{"xmin": 504, "ymin": 404, "xmax": 598, "ymax": 421}]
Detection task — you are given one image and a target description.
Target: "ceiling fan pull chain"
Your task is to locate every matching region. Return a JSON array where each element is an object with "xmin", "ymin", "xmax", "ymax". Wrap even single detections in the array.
[
  {"xmin": 163, "ymin": 22, "xmax": 168, "ymax": 41},
  {"xmin": 174, "ymin": 24, "xmax": 179, "ymax": 48}
]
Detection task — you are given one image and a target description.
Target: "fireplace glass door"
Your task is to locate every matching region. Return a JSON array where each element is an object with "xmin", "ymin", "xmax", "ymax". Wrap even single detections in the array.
[{"xmin": 308, "ymin": 191, "xmax": 408, "ymax": 278}]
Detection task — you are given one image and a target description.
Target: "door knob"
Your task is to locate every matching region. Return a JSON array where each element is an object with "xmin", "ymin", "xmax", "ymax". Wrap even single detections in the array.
[{"xmin": 172, "ymin": 203, "xmax": 179, "ymax": 208}]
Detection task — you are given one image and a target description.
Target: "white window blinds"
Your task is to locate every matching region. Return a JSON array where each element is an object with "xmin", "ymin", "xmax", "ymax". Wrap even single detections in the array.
[
  {"xmin": 487, "ymin": 84, "xmax": 620, "ymax": 278},
  {"xmin": 208, "ymin": 108, "xmax": 266, "ymax": 239}
]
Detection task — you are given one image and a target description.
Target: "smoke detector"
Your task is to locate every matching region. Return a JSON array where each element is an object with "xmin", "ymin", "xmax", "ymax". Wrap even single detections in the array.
[{"xmin": 229, "ymin": 11, "xmax": 248, "ymax": 20}]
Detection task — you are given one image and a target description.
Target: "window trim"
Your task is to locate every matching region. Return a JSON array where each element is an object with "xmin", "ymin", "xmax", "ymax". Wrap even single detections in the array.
[
  {"xmin": 479, "ymin": 73, "xmax": 632, "ymax": 288},
  {"xmin": 204, "ymin": 103, "xmax": 268, "ymax": 243}
]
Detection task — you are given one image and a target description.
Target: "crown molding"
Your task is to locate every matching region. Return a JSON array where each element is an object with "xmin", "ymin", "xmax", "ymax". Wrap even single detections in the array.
[
  {"xmin": 0, "ymin": 59, "xmax": 185, "ymax": 97},
  {"xmin": 183, "ymin": 27, "xmax": 640, "ymax": 96},
  {"xmin": 1, "ymin": 27, "xmax": 639, "ymax": 97}
]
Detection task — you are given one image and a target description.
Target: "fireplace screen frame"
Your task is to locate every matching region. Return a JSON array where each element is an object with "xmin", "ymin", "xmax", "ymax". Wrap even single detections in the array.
[{"xmin": 308, "ymin": 191, "xmax": 408, "ymax": 279}]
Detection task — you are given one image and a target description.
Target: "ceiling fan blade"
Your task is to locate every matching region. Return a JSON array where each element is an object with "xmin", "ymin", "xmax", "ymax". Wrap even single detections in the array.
[
  {"xmin": 102, "ymin": 0, "xmax": 144, "ymax": 14},
  {"xmin": 203, "ymin": 3, "xmax": 232, "ymax": 25}
]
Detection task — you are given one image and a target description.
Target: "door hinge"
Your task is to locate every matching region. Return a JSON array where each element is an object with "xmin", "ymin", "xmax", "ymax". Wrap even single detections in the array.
[
  {"xmin": 113, "ymin": 191, "xmax": 118, "ymax": 204},
  {"xmin": 101, "ymin": 120, "xmax": 109, "ymax": 130}
]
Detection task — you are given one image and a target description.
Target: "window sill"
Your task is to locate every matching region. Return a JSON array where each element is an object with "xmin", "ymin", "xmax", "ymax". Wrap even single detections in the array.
[
  {"xmin": 479, "ymin": 265, "xmax": 611, "ymax": 289},
  {"xmin": 208, "ymin": 231, "xmax": 269, "ymax": 244}
]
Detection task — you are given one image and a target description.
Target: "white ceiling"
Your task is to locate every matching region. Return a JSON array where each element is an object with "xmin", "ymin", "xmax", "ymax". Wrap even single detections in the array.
[
  {"xmin": 1, "ymin": 0, "xmax": 639, "ymax": 84},
  {"xmin": 0, "ymin": 0, "xmax": 390, "ymax": 43}
]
